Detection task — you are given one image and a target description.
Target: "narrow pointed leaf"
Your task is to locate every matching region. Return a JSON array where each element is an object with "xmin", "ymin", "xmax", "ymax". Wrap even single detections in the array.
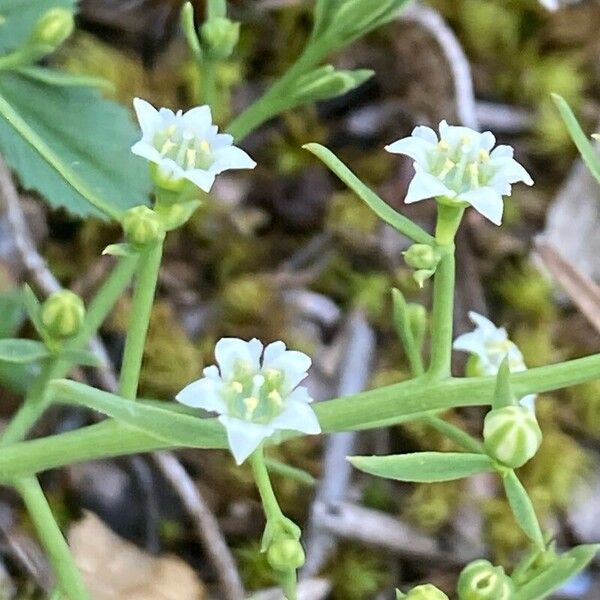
[
  {"xmin": 0, "ymin": 339, "xmax": 49, "ymax": 363},
  {"xmin": 303, "ymin": 143, "xmax": 434, "ymax": 244},
  {"xmin": 349, "ymin": 452, "xmax": 495, "ymax": 482},
  {"xmin": 503, "ymin": 470, "xmax": 545, "ymax": 549},
  {"xmin": 515, "ymin": 544, "xmax": 600, "ymax": 600},
  {"xmin": 552, "ymin": 93, "xmax": 600, "ymax": 186}
]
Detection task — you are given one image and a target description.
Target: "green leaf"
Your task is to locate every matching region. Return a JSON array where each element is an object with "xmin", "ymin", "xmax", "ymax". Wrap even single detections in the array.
[
  {"xmin": 0, "ymin": 289, "xmax": 25, "ymax": 338},
  {"xmin": 50, "ymin": 379, "xmax": 226, "ymax": 448},
  {"xmin": 515, "ymin": 544, "xmax": 599, "ymax": 600},
  {"xmin": 303, "ymin": 143, "xmax": 434, "ymax": 244},
  {"xmin": 0, "ymin": 338, "xmax": 49, "ymax": 363},
  {"xmin": 60, "ymin": 348, "xmax": 104, "ymax": 368},
  {"xmin": 503, "ymin": 470, "xmax": 545, "ymax": 549},
  {"xmin": 552, "ymin": 93, "xmax": 600, "ymax": 186},
  {"xmin": 15, "ymin": 66, "xmax": 111, "ymax": 90},
  {"xmin": 0, "ymin": 0, "xmax": 75, "ymax": 54},
  {"xmin": 22, "ymin": 284, "xmax": 45, "ymax": 337},
  {"xmin": 102, "ymin": 243, "xmax": 138, "ymax": 258},
  {"xmin": 0, "ymin": 71, "xmax": 151, "ymax": 219},
  {"xmin": 349, "ymin": 452, "xmax": 495, "ymax": 482}
]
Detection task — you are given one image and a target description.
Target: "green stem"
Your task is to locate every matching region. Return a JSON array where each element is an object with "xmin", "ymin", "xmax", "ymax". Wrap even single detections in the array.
[
  {"xmin": 15, "ymin": 477, "xmax": 89, "ymax": 600},
  {"xmin": 118, "ymin": 241, "xmax": 164, "ymax": 400},
  {"xmin": 0, "ymin": 358, "xmax": 60, "ymax": 446},
  {"xmin": 421, "ymin": 415, "xmax": 484, "ymax": 453},
  {"xmin": 427, "ymin": 250, "xmax": 456, "ymax": 380},
  {"xmin": 207, "ymin": 0, "xmax": 227, "ymax": 19},
  {"xmin": 0, "ymin": 255, "xmax": 137, "ymax": 445},
  {"xmin": 201, "ymin": 58, "xmax": 218, "ymax": 110},
  {"xmin": 250, "ymin": 447, "xmax": 285, "ymax": 522}
]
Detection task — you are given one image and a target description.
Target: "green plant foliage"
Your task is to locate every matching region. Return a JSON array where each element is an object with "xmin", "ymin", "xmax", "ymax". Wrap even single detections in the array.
[
  {"xmin": 349, "ymin": 452, "xmax": 496, "ymax": 483},
  {"xmin": 0, "ymin": 71, "xmax": 151, "ymax": 218},
  {"xmin": 0, "ymin": 0, "xmax": 74, "ymax": 53}
]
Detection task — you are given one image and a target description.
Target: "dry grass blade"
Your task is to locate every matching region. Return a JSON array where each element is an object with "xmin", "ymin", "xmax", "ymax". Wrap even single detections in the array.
[{"xmin": 535, "ymin": 241, "xmax": 600, "ymax": 334}]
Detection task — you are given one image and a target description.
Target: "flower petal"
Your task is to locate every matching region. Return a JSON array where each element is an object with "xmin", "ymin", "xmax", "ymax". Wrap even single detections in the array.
[
  {"xmin": 412, "ymin": 125, "xmax": 439, "ymax": 145},
  {"xmin": 133, "ymin": 97, "xmax": 160, "ymax": 137},
  {"xmin": 405, "ymin": 169, "xmax": 453, "ymax": 203},
  {"xmin": 181, "ymin": 105, "xmax": 213, "ymax": 132},
  {"xmin": 131, "ymin": 141, "xmax": 162, "ymax": 164},
  {"xmin": 176, "ymin": 377, "xmax": 225, "ymax": 412},
  {"xmin": 285, "ymin": 386, "xmax": 313, "ymax": 404},
  {"xmin": 215, "ymin": 337, "xmax": 263, "ymax": 378},
  {"xmin": 262, "ymin": 347, "xmax": 311, "ymax": 392},
  {"xmin": 218, "ymin": 415, "xmax": 273, "ymax": 464},
  {"xmin": 461, "ymin": 187, "xmax": 504, "ymax": 225},
  {"xmin": 184, "ymin": 169, "xmax": 216, "ymax": 192},
  {"xmin": 270, "ymin": 400, "xmax": 321, "ymax": 435},
  {"xmin": 385, "ymin": 136, "xmax": 433, "ymax": 163},
  {"xmin": 453, "ymin": 330, "xmax": 489, "ymax": 356},
  {"xmin": 520, "ymin": 394, "xmax": 537, "ymax": 411},
  {"xmin": 212, "ymin": 146, "xmax": 257, "ymax": 173},
  {"xmin": 490, "ymin": 157, "xmax": 534, "ymax": 186}
]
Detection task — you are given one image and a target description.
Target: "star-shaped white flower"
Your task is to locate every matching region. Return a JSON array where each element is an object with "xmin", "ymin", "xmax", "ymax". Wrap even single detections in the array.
[
  {"xmin": 176, "ymin": 338, "xmax": 321, "ymax": 464},
  {"xmin": 453, "ymin": 311, "xmax": 536, "ymax": 410},
  {"xmin": 131, "ymin": 98, "xmax": 256, "ymax": 193},
  {"xmin": 385, "ymin": 121, "xmax": 533, "ymax": 225}
]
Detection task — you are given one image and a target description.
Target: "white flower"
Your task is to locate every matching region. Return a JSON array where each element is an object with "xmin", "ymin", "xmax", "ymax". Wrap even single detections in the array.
[
  {"xmin": 131, "ymin": 98, "xmax": 256, "ymax": 193},
  {"xmin": 453, "ymin": 311, "xmax": 536, "ymax": 410},
  {"xmin": 176, "ymin": 338, "xmax": 321, "ymax": 464},
  {"xmin": 385, "ymin": 121, "xmax": 533, "ymax": 225}
]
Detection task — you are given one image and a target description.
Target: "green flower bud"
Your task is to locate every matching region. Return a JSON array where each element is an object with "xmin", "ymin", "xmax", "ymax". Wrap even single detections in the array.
[
  {"xmin": 403, "ymin": 244, "xmax": 441, "ymax": 271},
  {"xmin": 29, "ymin": 8, "xmax": 74, "ymax": 49},
  {"xmin": 404, "ymin": 584, "xmax": 450, "ymax": 599},
  {"xmin": 121, "ymin": 206, "xmax": 163, "ymax": 247},
  {"xmin": 41, "ymin": 290, "xmax": 85, "ymax": 339},
  {"xmin": 457, "ymin": 560, "xmax": 515, "ymax": 600},
  {"xmin": 266, "ymin": 538, "xmax": 305, "ymax": 572},
  {"xmin": 200, "ymin": 17, "xmax": 240, "ymax": 60},
  {"xmin": 483, "ymin": 405, "xmax": 542, "ymax": 468}
]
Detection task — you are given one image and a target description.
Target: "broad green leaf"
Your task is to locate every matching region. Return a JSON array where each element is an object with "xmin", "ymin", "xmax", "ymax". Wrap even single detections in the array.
[
  {"xmin": 349, "ymin": 452, "xmax": 495, "ymax": 482},
  {"xmin": 0, "ymin": 0, "xmax": 75, "ymax": 54},
  {"xmin": 303, "ymin": 143, "xmax": 434, "ymax": 244},
  {"xmin": 552, "ymin": 93, "xmax": 600, "ymax": 186},
  {"xmin": 503, "ymin": 470, "xmax": 544, "ymax": 549},
  {"xmin": 515, "ymin": 544, "xmax": 599, "ymax": 600},
  {"xmin": 0, "ymin": 289, "xmax": 25, "ymax": 338},
  {"xmin": 0, "ymin": 361, "xmax": 40, "ymax": 394},
  {"xmin": 0, "ymin": 71, "xmax": 151, "ymax": 219},
  {"xmin": 0, "ymin": 338, "xmax": 49, "ymax": 363},
  {"xmin": 51, "ymin": 379, "xmax": 226, "ymax": 448},
  {"xmin": 22, "ymin": 284, "xmax": 45, "ymax": 338}
]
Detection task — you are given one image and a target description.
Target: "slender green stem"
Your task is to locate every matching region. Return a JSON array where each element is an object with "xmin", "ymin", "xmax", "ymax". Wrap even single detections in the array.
[
  {"xmin": 201, "ymin": 58, "xmax": 218, "ymax": 109},
  {"xmin": 15, "ymin": 477, "xmax": 89, "ymax": 600},
  {"xmin": 207, "ymin": 0, "xmax": 227, "ymax": 19},
  {"xmin": 0, "ymin": 255, "xmax": 137, "ymax": 446},
  {"xmin": 427, "ymin": 250, "xmax": 456, "ymax": 380},
  {"xmin": 118, "ymin": 241, "xmax": 164, "ymax": 400},
  {"xmin": 0, "ymin": 358, "xmax": 60, "ymax": 446},
  {"xmin": 250, "ymin": 447, "xmax": 285, "ymax": 522},
  {"xmin": 420, "ymin": 415, "xmax": 484, "ymax": 453}
]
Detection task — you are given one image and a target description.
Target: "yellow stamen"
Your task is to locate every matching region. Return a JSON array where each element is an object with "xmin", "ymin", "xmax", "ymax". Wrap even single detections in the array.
[
  {"xmin": 243, "ymin": 396, "xmax": 259, "ymax": 419},
  {"xmin": 267, "ymin": 390, "xmax": 283, "ymax": 407},
  {"xmin": 199, "ymin": 140, "xmax": 211, "ymax": 154},
  {"xmin": 231, "ymin": 381, "xmax": 243, "ymax": 394},
  {"xmin": 437, "ymin": 140, "xmax": 449, "ymax": 152},
  {"xmin": 186, "ymin": 148, "xmax": 197, "ymax": 169},
  {"xmin": 478, "ymin": 149, "xmax": 490, "ymax": 162},
  {"xmin": 160, "ymin": 140, "xmax": 176, "ymax": 156},
  {"xmin": 468, "ymin": 162, "xmax": 479, "ymax": 188},
  {"xmin": 164, "ymin": 125, "xmax": 177, "ymax": 138},
  {"xmin": 438, "ymin": 158, "xmax": 455, "ymax": 179}
]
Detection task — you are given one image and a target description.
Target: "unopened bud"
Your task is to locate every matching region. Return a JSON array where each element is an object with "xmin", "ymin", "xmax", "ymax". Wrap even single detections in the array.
[
  {"xmin": 457, "ymin": 560, "xmax": 515, "ymax": 600},
  {"xmin": 403, "ymin": 584, "xmax": 449, "ymax": 599},
  {"xmin": 483, "ymin": 405, "xmax": 542, "ymax": 468},
  {"xmin": 29, "ymin": 8, "xmax": 74, "ymax": 50},
  {"xmin": 121, "ymin": 206, "xmax": 163, "ymax": 247},
  {"xmin": 266, "ymin": 538, "xmax": 305, "ymax": 572},
  {"xmin": 403, "ymin": 244, "xmax": 440, "ymax": 270},
  {"xmin": 41, "ymin": 290, "xmax": 85, "ymax": 339},
  {"xmin": 200, "ymin": 17, "xmax": 240, "ymax": 60}
]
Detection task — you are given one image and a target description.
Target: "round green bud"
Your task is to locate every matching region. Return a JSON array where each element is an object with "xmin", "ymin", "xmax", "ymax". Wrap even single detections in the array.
[
  {"xmin": 457, "ymin": 560, "xmax": 515, "ymax": 600},
  {"xmin": 403, "ymin": 244, "xmax": 441, "ymax": 271},
  {"xmin": 41, "ymin": 290, "xmax": 85, "ymax": 339},
  {"xmin": 266, "ymin": 538, "xmax": 305, "ymax": 572},
  {"xmin": 404, "ymin": 584, "xmax": 449, "ymax": 599},
  {"xmin": 483, "ymin": 405, "xmax": 542, "ymax": 468},
  {"xmin": 29, "ymin": 8, "xmax": 74, "ymax": 49},
  {"xmin": 200, "ymin": 17, "xmax": 240, "ymax": 60},
  {"xmin": 121, "ymin": 206, "xmax": 163, "ymax": 247}
]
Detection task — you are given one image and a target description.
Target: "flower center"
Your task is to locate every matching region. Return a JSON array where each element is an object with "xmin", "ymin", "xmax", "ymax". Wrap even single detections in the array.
[
  {"xmin": 223, "ymin": 364, "xmax": 286, "ymax": 424},
  {"xmin": 153, "ymin": 125, "xmax": 214, "ymax": 170},
  {"xmin": 430, "ymin": 137, "xmax": 492, "ymax": 194}
]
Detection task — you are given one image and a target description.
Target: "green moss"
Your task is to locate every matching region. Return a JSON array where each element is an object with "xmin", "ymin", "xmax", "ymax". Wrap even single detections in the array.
[
  {"xmin": 236, "ymin": 540, "xmax": 278, "ymax": 590},
  {"xmin": 404, "ymin": 482, "xmax": 460, "ymax": 532},
  {"xmin": 568, "ymin": 380, "xmax": 600, "ymax": 433},
  {"xmin": 326, "ymin": 192, "xmax": 380, "ymax": 240}
]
